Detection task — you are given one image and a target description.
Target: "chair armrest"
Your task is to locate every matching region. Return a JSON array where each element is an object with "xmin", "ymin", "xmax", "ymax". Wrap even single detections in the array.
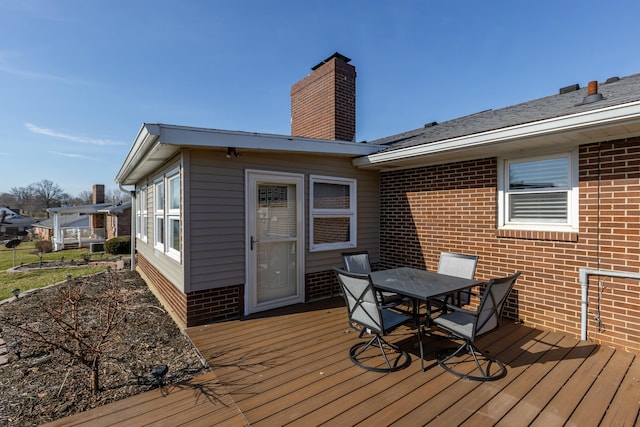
[{"xmin": 441, "ymin": 303, "xmax": 476, "ymax": 315}]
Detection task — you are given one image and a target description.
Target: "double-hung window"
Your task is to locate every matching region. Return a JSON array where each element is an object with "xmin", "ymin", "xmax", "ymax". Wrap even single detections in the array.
[
  {"xmin": 498, "ymin": 151, "xmax": 578, "ymax": 231},
  {"xmin": 154, "ymin": 178, "xmax": 165, "ymax": 250},
  {"xmin": 151, "ymin": 167, "xmax": 181, "ymax": 262},
  {"xmin": 309, "ymin": 175, "xmax": 356, "ymax": 251},
  {"xmin": 137, "ymin": 186, "xmax": 147, "ymax": 242},
  {"xmin": 166, "ymin": 172, "xmax": 181, "ymax": 259}
]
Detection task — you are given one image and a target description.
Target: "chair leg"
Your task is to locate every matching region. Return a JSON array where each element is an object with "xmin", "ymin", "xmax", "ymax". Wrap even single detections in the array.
[
  {"xmin": 349, "ymin": 335, "xmax": 411, "ymax": 373},
  {"xmin": 417, "ymin": 322, "xmax": 425, "ymax": 372},
  {"xmin": 437, "ymin": 341, "xmax": 506, "ymax": 381}
]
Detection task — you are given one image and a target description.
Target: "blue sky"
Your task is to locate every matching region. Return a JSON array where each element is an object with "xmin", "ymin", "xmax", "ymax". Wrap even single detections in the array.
[{"xmin": 1, "ymin": 0, "xmax": 639, "ymax": 196}]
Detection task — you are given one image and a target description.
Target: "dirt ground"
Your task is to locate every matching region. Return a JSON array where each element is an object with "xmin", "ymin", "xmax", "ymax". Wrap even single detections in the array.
[{"xmin": 0, "ymin": 269, "xmax": 209, "ymax": 426}]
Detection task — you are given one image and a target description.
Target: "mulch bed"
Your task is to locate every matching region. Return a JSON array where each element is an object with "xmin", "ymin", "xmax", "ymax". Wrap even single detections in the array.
[{"xmin": 0, "ymin": 269, "xmax": 209, "ymax": 426}]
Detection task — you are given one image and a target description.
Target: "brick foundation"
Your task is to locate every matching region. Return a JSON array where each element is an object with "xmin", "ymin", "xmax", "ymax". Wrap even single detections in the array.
[
  {"xmin": 306, "ymin": 269, "xmax": 338, "ymax": 301},
  {"xmin": 137, "ymin": 254, "xmax": 243, "ymax": 327}
]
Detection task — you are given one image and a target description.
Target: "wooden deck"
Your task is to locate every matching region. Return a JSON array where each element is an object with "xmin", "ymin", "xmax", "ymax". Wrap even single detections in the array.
[{"xmin": 44, "ymin": 297, "xmax": 640, "ymax": 426}]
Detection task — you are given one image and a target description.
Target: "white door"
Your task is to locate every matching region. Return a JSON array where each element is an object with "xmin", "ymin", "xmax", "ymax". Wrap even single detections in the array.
[{"xmin": 246, "ymin": 171, "xmax": 304, "ymax": 313}]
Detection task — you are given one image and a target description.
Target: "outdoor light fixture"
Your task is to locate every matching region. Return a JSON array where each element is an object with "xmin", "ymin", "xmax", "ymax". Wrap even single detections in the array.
[
  {"xmin": 225, "ymin": 147, "xmax": 240, "ymax": 159},
  {"xmin": 151, "ymin": 364, "xmax": 168, "ymax": 387},
  {"xmin": 11, "ymin": 288, "xmax": 20, "ymax": 299}
]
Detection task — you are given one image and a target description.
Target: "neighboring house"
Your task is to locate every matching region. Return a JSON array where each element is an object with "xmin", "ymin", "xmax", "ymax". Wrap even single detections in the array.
[
  {"xmin": 32, "ymin": 213, "xmax": 90, "ymax": 242},
  {"xmin": 116, "ymin": 53, "xmax": 640, "ymax": 352},
  {"xmin": 41, "ymin": 184, "xmax": 131, "ymax": 251},
  {"xmin": 0, "ymin": 206, "xmax": 37, "ymax": 239},
  {"xmin": 100, "ymin": 201, "xmax": 132, "ymax": 240}
]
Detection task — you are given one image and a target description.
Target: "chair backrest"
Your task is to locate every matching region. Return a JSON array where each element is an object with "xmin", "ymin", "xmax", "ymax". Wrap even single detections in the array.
[
  {"xmin": 333, "ymin": 267, "xmax": 383, "ymax": 334},
  {"xmin": 438, "ymin": 252, "xmax": 479, "ymax": 305},
  {"xmin": 474, "ymin": 272, "xmax": 521, "ymax": 338},
  {"xmin": 437, "ymin": 252, "xmax": 478, "ymax": 279},
  {"xmin": 342, "ymin": 251, "xmax": 372, "ymax": 274}
]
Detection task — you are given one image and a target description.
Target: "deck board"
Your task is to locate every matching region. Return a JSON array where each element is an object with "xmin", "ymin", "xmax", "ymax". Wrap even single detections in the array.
[
  {"xmin": 495, "ymin": 338, "xmax": 597, "ymax": 426},
  {"xmin": 414, "ymin": 327, "xmax": 555, "ymax": 426},
  {"xmin": 40, "ymin": 297, "xmax": 640, "ymax": 426},
  {"xmin": 567, "ymin": 349, "xmax": 636, "ymax": 427},
  {"xmin": 599, "ymin": 352, "xmax": 640, "ymax": 426},
  {"xmin": 528, "ymin": 344, "xmax": 616, "ymax": 427}
]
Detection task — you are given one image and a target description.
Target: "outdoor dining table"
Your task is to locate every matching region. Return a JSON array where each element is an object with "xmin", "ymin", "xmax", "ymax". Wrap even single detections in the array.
[
  {"xmin": 370, "ymin": 267, "xmax": 482, "ymax": 307},
  {"xmin": 369, "ymin": 266, "xmax": 483, "ymax": 369}
]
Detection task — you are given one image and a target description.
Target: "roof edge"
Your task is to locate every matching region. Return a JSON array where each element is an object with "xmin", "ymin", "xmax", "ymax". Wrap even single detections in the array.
[{"xmin": 353, "ymin": 99, "xmax": 640, "ymax": 169}]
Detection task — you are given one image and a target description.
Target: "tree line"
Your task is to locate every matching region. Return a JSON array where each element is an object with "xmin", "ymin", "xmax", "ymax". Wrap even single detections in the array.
[{"xmin": 0, "ymin": 179, "xmax": 130, "ymax": 218}]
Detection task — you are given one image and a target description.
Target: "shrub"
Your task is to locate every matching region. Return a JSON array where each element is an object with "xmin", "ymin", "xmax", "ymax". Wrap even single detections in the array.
[
  {"xmin": 104, "ymin": 236, "xmax": 131, "ymax": 255},
  {"xmin": 34, "ymin": 240, "xmax": 53, "ymax": 253}
]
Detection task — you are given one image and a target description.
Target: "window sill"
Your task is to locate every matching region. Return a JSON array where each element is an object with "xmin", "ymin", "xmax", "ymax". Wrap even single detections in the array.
[{"xmin": 497, "ymin": 228, "xmax": 578, "ymax": 242}]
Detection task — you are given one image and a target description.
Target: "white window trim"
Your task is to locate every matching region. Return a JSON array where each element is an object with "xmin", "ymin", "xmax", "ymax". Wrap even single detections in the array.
[
  {"xmin": 165, "ymin": 171, "xmax": 181, "ymax": 261},
  {"xmin": 498, "ymin": 150, "xmax": 579, "ymax": 232},
  {"xmin": 153, "ymin": 177, "xmax": 165, "ymax": 251},
  {"xmin": 309, "ymin": 175, "xmax": 357, "ymax": 252},
  {"xmin": 138, "ymin": 186, "xmax": 148, "ymax": 243},
  {"xmin": 148, "ymin": 167, "xmax": 181, "ymax": 262}
]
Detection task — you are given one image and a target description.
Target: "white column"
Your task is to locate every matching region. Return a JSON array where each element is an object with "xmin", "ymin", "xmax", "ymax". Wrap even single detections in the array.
[{"xmin": 53, "ymin": 213, "xmax": 63, "ymax": 251}]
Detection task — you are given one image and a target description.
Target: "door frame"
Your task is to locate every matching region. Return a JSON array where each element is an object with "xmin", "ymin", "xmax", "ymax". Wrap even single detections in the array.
[{"xmin": 245, "ymin": 170, "xmax": 305, "ymax": 314}]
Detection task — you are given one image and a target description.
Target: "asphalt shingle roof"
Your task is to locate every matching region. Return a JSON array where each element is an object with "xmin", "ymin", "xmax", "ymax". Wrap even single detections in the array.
[{"xmin": 372, "ymin": 73, "xmax": 640, "ymax": 150}]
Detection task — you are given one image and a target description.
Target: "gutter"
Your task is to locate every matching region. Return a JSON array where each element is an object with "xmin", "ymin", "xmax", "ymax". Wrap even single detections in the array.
[{"xmin": 578, "ymin": 268, "xmax": 640, "ymax": 341}]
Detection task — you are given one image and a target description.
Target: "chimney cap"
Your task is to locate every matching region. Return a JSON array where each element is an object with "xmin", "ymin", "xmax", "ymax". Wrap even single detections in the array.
[{"xmin": 311, "ymin": 52, "xmax": 351, "ymax": 70}]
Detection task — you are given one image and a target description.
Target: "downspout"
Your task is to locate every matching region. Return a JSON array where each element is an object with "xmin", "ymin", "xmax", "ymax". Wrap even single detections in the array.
[
  {"xmin": 119, "ymin": 184, "xmax": 136, "ymax": 272},
  {"xmin": 579, "ymin": 269, "xmax": 640, "ymax": 340}
]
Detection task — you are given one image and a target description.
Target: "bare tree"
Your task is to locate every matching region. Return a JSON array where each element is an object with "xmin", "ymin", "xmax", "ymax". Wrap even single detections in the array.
[
  {"xmin": 105, "ymin": 187, "xmax": 131, "ymax": 204},
  {"xmin": 0, "ymin": 192, "xmax": 18, "ymax": 209},
  {"xmin": 1, "ymin": 269, "xmax": 128, "ymax": 395},
  {"xmin": 32, "ymin": 179, "xmax": 66, "ymax": 216},
  {"xmin": 10, "ymin": 185, "xmax": 38, "ymax": 217},
  {"xmin": 76, "ymin": 190, "xmax": 93, "ymax": 205}
]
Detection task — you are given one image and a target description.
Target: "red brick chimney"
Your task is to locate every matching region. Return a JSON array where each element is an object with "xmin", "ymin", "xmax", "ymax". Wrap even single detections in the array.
[
  {"xmin": 291, "ymin": 52, "xmax": 356, "ymax": 141},
  {"xmin": 91, "ymin": 184, "xmax": 105, "ymax": 233},
  {"xmin": 92, "ymin": 184, "xmax": 105, "ymax": 204}
]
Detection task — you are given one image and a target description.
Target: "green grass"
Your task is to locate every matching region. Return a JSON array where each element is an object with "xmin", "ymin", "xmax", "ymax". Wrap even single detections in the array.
[{"xmin": 0, "ymin": 241, "xmax": 110, "ymax": 301}]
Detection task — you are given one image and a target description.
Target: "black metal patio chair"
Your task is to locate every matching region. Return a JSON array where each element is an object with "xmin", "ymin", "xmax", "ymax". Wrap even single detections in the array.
[
  {"xmin": 334, "ymin": 267, "xmax": 422, "ymax": 373},
  {"xmin": 432, "ymin": 271, "xmax": 521, "ymax": 381},
  {"xmin": 342, "ymin": 251, "xmax": 406, "ymax": 308},
  {"xmin": 429, "ymin": 252, "xmax": 479, "ymax": 316}
]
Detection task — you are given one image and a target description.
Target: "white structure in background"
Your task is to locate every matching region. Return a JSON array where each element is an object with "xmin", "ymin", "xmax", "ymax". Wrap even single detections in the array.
[{"xmin": 49, "ymin": 203, "xmax": 112, "ymax": 251}]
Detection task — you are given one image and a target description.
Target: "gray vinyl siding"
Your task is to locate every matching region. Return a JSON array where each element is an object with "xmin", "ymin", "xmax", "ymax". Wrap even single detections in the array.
[{"xmin": 187, "ymin": 148, "xmax": 379, "ymax": 293}]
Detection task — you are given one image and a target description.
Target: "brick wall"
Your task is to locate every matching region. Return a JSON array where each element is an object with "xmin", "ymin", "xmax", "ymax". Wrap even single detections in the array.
[
  {"xmin": 106, "ymin": 208, "xmax": 131, "ymax": 240},
  {"xmin": 306, "ymin": 269, "xmax": 337, "ymax": 300},
  {"xmin": 378, "ymin": 138, "xmax": 640, "ymax": 351},
  {"xmin": 138, "ymin": 253, "xmax": 244, "ymax": 327},
  {"xmin": 291, "ymin": 53, "xmax": 356, "ymax": 141},
  {"xmin": 116, "ymin": 208, "xmax": 131, "ymax": 236},
  {"xmin": 186, "ymin": 285, "xmax": 244, "ymax": 326},
  {"xmin": 91, "ymin": 185, "xmax": 106, "ymax": 231},
  {"xmin": 138, "ymin": 254, "xmax": 188, "ymax": 326}
]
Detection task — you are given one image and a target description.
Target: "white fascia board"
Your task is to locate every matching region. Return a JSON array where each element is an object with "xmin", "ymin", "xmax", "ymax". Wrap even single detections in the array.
[
  {"xmin": 48, "ymin": 203, "xmax": 113, "ymax": 214},
  {"xmin": 156, "ymin": 124, "xmax": 382, "ymax": 156},
  {"xmin": 114, "ymin": 124, "xmax": 161, "ymax": 184},
  {"xmin": 354, "ymin": 100, "xmax": 640, "ymax": 168},
  {"xmin": 115, "ymin": 123, "xmax": 383, "ymax": 186}
]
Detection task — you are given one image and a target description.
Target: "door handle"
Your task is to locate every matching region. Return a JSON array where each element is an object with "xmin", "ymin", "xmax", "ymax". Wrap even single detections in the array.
[{"xmin": 251, "ymin": 236, "xmax": 257, "ymax": 251}]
